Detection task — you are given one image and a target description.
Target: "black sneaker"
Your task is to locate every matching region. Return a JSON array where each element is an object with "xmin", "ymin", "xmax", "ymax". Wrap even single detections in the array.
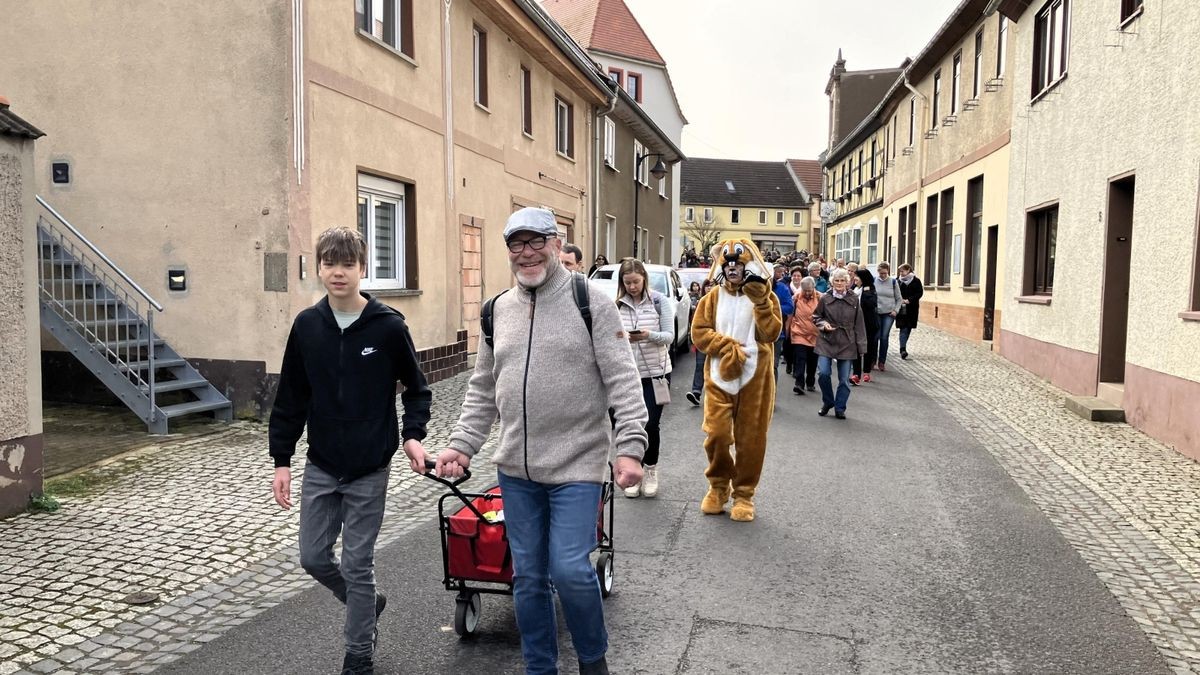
[
  {"xmin": 793, "ymin": 386, "xmax": 805, "ymax": 395},
  {"xmin": 579, "ymin": 656, "xmax": 610, "ymax": 675},
  {"xmin": 818, "ymin": 406, "xmax": 831, "ymax": 417},
  {"xmin": 685, "ymin": 391, "xmax": 701, "ymax": 406},
  {"xmin": 900, "ymin": 350, "xmax": 908, "ymax": 360},
  {"xmin": 342, "ymin": 652, "xmax": 374, "ymax": 675},
  {"xmin": 807, "ymin": 385, "xmax": 817, "ymax": 392},
  {"xmin": 835, "ymin": 410, "xmax": 846, "ymax": 420}
]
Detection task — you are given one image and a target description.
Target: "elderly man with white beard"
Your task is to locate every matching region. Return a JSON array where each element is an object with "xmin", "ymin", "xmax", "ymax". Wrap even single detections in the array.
[{"xmin": 432, "ymin": 207, "xmax": 647, "ymax": 675}]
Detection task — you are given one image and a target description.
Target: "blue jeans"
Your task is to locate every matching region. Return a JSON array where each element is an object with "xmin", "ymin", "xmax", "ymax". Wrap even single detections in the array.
[
  {"xmin": 899, "ymin": 327, "xmax": 912, "ymax": 352},
  {"xmin": 877, "ymin": 314, "xmax": 896, "ymax": 364},
  {"xmin": 498, "ymin": 472, "xmax": 606, "ymax": 674},
  {"xmin": 817, "ymin": 355, "xmax": 853, "ymax": 412},
  {"xmin": 691, "ymin": 350, "xmax": 706, "ymax": 394},
  {"xmin": 298, "ymin": 463, "xmax": 389, "ymax": 656}
]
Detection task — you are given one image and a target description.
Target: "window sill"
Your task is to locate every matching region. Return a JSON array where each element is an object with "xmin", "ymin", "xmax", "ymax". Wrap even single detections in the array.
[
  {"xmin": 1119, "ymin": 6, "xmax": 1144, "ymax": 30},
  {"xmin": 357, "ymin": 30, "xmax": 417, "ymax": 68},
  {"xmin": 604, "ymin": 161, "xmax": 619, "ymax": 172},
  {"xmin": 1016, "ymin": 295, "xmax": 1052, "ymax": 305},
  {"xmin": 1179, "ymin": 311, "xmax": 1200, "ymax": 322},
  {"xmin": 1031, "ymin": 72, "xmax": 1068, "ymax": 105},
  {"xmin": 961, "ymin": 285, "xmax": 980, "ymax": 293},
  {"xmin": 522, "ymin": 131, "xmax": 534, "ymax": 141},
  {"xmin": 474, "ymin": 101, "xmax": 491, "ymax": 114},
  {"xmin": 368, "ymin": 288, "xmax": 422, "ymax": 298},
  {"xmin": 935, "ymin": 285, "xmax": 951, "ymax": 291},
  {"xmin": 556, "ymin": 151, "xmax": 576, "ymax": 163}
]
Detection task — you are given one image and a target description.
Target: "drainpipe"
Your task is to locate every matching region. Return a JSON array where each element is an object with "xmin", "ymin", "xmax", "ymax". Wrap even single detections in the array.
[
  {"xmin": 592, "ymin": 82, "xmax": 619, "ymax": 260},
  {"xmin": 443, "ymin": 0, "xmax": 459, "ymax": 347},
  {"xmin": 902, "ymin": 66, "xmax": 929, "ymax": 269}
]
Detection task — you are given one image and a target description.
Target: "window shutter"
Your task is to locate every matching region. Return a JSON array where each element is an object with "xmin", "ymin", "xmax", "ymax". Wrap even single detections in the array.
[{"xmin": 400, "ymin": 0, "xmax": 414, "ymax": 57}]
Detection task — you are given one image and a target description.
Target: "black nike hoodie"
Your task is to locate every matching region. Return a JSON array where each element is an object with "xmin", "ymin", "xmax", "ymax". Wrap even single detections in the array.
[{"xmin": 269, "ymin": 293, "xmax": 432, "ymax": 481}]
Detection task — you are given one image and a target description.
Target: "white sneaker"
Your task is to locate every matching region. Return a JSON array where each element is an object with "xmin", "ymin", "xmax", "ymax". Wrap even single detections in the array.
[
  {"xmin": 642, "ymin": 466, "xmax": 659, "ymax": 498},
  {"xmin": 623, "ymin": 481, "xmax": 641, "ymax": 498}
]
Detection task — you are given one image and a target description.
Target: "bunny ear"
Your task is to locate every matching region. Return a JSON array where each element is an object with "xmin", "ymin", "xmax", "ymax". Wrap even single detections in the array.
[
  {"xmin": 709, "ymin": 242, "xmax": 723, "ymax": 261},
  {"xmin": 744, "ymin": 240, "xmax": 771, "ymax": 279}
]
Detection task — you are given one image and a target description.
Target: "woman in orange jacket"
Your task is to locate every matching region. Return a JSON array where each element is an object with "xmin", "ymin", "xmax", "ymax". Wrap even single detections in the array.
[{"xmin": 788, "ymin": 276, "xmax": 821, "ymax": 395}]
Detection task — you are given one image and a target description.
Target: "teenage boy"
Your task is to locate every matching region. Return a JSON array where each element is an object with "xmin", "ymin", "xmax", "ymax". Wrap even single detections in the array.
[{"xmin": 269, "ymin": 227, "xmax": 432, "ymax": 675}]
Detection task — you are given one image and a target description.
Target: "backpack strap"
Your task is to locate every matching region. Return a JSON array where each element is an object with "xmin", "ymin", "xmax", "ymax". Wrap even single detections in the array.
[
  {"xmin": 480, "ymin": 289, "xmax": 510, "ymax": 349},
  {"xmin": 572, "ymin": 272, "xmax": 593, "ymax": 339}
]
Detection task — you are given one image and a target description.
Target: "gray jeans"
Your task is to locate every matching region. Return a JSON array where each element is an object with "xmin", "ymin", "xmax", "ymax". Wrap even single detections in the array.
[{"xmin": 299, "ymin": 462, "xmax": 389, "ymax": 656}]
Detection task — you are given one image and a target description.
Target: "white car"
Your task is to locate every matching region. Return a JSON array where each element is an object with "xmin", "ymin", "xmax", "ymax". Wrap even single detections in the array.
[{"xmin": 588, "ymin": 263, "xmax": 691, "ymax": 355}]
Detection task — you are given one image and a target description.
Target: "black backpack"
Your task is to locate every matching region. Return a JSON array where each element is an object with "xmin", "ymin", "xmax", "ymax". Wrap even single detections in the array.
[{"xmin": 480, "ymin": 272, "xmax": 592, "ymax": 349}]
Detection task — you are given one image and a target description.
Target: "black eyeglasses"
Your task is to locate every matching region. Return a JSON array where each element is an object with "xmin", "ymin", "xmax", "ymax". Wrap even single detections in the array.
[{"xmin": 506, "ymin": 235, "xmax": 551, "ymax": 254}]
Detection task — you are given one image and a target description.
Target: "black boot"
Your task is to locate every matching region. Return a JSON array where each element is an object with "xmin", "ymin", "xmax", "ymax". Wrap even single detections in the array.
[
  {"xmin": 580, "ymin": 656, "xmax": 610, "ymax": 675},
  {"xmin": 342, "ymin": 652, "xmax": 374, "ymax": 675}
]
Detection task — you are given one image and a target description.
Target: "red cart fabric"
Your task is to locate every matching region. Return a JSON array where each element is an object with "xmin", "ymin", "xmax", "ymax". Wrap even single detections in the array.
[{"xmin": 446, "ymin": 486, "xmax": 513, "ymax": 583}]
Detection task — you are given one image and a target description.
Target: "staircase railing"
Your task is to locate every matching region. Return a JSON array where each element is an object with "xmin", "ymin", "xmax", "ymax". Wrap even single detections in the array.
[{"xmin": 35, "ymin": 195, "xmax": 165, "ymax": 425}]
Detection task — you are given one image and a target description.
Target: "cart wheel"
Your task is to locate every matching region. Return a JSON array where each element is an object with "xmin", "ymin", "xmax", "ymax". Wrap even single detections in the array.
[
  {"xmin": 454, "ymin": 591, "xmax": 481, "ymax": 637},
  {"xmin": 596, "ymin": 552, "xmax": 614, "ymax": 598}
]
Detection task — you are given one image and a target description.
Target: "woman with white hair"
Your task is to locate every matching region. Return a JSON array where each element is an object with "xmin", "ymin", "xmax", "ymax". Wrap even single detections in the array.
[
  {"xmin": 789, "ymin": 276, "xmax": 821, "ymax": 394},
  {"xmin": 812, "ymin": 268, "xmax": 867, "ymax": 419}
]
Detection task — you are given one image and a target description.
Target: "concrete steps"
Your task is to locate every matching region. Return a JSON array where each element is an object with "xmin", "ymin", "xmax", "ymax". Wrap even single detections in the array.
[{"xmin": 1065, "ymin": 385, "xmax": 1126, "ymax": 423}]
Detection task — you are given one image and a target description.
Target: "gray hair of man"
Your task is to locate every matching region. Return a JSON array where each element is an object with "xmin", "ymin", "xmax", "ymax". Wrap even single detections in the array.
[
  {"xmin": 799, "ymin": 276, "xmax": 816, "ymax": 291},
  {"xmin": 829, "ymin": 268, "xmax": 852, "ymax": 283}
]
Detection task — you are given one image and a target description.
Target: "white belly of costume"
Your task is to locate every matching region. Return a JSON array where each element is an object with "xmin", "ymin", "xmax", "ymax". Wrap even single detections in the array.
[{"xmin": 709, "ymin": 289, "xmax": 759, "ymax": 395}]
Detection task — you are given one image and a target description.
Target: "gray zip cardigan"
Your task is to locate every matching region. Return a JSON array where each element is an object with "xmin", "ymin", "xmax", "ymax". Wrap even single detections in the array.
[{"xmin": 448, "ymin": 264, "xmax": 649, "ymax": 484}]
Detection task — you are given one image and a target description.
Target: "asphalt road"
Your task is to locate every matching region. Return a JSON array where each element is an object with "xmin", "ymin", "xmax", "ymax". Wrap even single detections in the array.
[{"xmin": 163, "ymin": 351, "xmax": 1167, "ymax": 674}]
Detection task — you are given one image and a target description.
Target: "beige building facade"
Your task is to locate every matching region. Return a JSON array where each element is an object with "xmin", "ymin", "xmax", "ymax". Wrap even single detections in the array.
[
  {"xmin": 0, "ymin": 99, "xmax": 44, "ymax": 517},
  {"xmin": 0, "ymin": 0, "xmax": 611, "ymax": 415},
  {"xmin": 996, "ymin": 0, "xmax": 1200, "ymax": 458}
]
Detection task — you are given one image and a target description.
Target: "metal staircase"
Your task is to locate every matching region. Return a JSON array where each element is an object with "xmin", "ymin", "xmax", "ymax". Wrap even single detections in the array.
[{"xmin": 35, "ymin": 196, "xmax": 232, "ymax": 434}]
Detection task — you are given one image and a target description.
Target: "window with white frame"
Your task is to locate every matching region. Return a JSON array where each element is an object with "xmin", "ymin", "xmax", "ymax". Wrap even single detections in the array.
[
  {"xmin": 932, "ymin": 70, "xmax": 942, "ymax": 128},
  {"xmin": 1032, "ymin": 0, "xmax": 1069, "ymax": 99},
  {"xmin": 867, "ymin": 220, "xmax": 879, "ymax": 264},
  {"xmin": 759, "ymin": 210, "xmax": 767, "ymax": 225},
  {"xmin": 908, "ymin": 96, "xmax": 916, "ymax": 146},
  {"xmin": 997, "ymin": 15, "xmax": 1009, "ymax": 78},
  {"xmin": 356, "ymin": 173, "xmax": 407, "ymax": 288},
  {"xmin": 951, "ymin": 51, "xmax": 961, "ymax": 114},
  {"xmin": 851, "ymin": 227, "xmax": 862, "ymax": 263},
  {"xmin": 627, "ymin": 73, "xmax": 642, "ymax": 103},
  {"xmin": 555, "ymin": 96, "xmax": 574, "ymax": 158},
  {"xmin": 658, "ymin": 174, "xmax": 666, "ymax": 197},
  {"xmin": 973, "ymin": 30, "xmax": 983, "ymax": 99},
  {"xmin": 472, "ymin": 26, "xmax": 488, "ymax": 107},
  {"xmin": 520, "ymin": 66, "xmax": 532, "ymax": 135},
  {"xmin": 685, "ymin": 206, "xmax": 694, "ymax": 222},
  {"xmin": 603, "ymin": 117, "xmax": 616, "ymax": 167},
  {"xmin": 633, "ymin": 141, "xmax": 649, "ymax": 185},
  {"xmin": 776, "ymin": 210, "xmax": 784, "ymax": 226},
  {"xmin": 703, "ymin": 207, "xmax": 714, "ymax": 223},
  {"xmin": 604, "ymin": 215, "xmax": 616, "ymax": 260},
  {"xmin": 731, "ymin": 208, "xmax": 740, "ymax": 224},
  {"xmin": 657, "ymin": 235, "xmax": 665, "ymax": 264},
  {"xmin": 793, "ymin": 211, "xmax": 801, "ymax": 226},
  {"xmin": 356, "ymin": 0, "xmax": 413, "ymax": 57}
]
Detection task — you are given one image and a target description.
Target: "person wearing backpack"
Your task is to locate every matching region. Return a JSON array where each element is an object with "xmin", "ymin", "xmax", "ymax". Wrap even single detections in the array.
[
  {"xmin": 615, "ymin": 258, "xmax": 675, "ymax": 498},
  {"xmin": 434, "ymin": 208, "xmax": 647, "ymax": 675},
  {"xmin": 873, "ymin": 261, "xmax": 903, "ymax": 371}
]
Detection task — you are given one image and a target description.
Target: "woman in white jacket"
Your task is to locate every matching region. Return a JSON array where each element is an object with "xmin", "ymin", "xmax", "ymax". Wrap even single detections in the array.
[{"xmin": 616, "ymin": 258, "xmax": 675, "ymax": 498}]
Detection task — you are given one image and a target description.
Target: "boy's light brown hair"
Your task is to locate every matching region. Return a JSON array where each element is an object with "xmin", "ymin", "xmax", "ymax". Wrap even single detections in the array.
[{"xmin": 315, "ymin": 227, "xmax": 368, "ymax": 267}]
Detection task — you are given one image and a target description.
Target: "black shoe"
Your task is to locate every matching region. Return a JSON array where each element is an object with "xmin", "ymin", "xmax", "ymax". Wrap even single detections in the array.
[
  {"xmin": 835, "ymin": 410, "xmax": 846, "ymax": 420},
  {"xmin": 342, "ymin": 652, "xmax": 374, "ymax": 675},
  {"xmin": 785, "ymin": 365, "xmax": 793, "ymax": 374},
  {"xmin": 793, "ymin": 386, "xmax": 805, "ymax": 395},
  {"xmin": 807, "ymin": 385, "xmax": 817, "ymax": 392},
  {"xmin": 686, "ymin": 391, "xmax": 700, "ymax": 406},
  {"xmin": 580, "ymin": 656, "xmax": 610, "ymax": 675},
  {"xmin": 900, "ymin": 350, "xmax": 908, "ymax": 360},
  {"xmin": 818, "ymin": 406, "xmax": 831, "ymax": 417}
]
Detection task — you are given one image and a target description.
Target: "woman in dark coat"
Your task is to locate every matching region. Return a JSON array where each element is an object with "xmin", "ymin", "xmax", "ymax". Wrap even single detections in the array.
[
  {"xmin": 812, "ymin": 268, "xmax": 867, "ymax": 419},
  {"xmin": 852, "ymin": 269, "xmax": 879, "ymax": 383},
  {"xmin": 895, "ymin": 263, "xmax": 924, "ymax": 360}
]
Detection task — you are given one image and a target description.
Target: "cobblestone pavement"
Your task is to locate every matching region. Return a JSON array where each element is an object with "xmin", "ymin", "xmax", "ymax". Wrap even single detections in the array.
[
  {"xmin": 896, "ymin": 328, "xmax": 1200, "ymax": 674},
  {"xmin": 0, "ymin": 373, "xmax": 498, "ymax": 675}
]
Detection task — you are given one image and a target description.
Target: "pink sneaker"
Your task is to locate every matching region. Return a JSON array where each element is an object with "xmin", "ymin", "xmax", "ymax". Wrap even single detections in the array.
[{"xmin": 862, "ymin": 374, "xmax": 872, "ymax": 383}]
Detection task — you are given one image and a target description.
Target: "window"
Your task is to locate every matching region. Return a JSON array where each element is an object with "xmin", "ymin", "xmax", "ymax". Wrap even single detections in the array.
[
  {"xmin": 1024, "ymin": 205, "xmax": 1058, "ymax": 295},
  {"xmin": 857, "ymin": 150, "xmax": 864, "ymax": 186},
  {"xmin": 776, "ymin": 210, "xmax": 784, "ymax": 226},
  {"xmin": 925, "ymin": 195, "xmax": 938, "ymax": 281},
  {"xmin": 965, "ymin": 177, "xmax": 984, "ymax": 286},
  {"xmin": 627, "ymin": 73, "xmax": 642, "ymax": 103},
  {"xmin": 356, "ymin": 0, "xmax": 413, "ymax": 57},
  {"xmin": 759, "ymin": 210, "xmax": 767, "ymax": 225},
  {"xmin": 659, "ymin": 174, "xmax": 666, "ymax": 197},
  {"xmin": 685, "ymin": 206, "xmax": 694, "ymax": 222},
  {"xmin": 867, "ymin": 220, "xmax": 879, "ymax": 264},
  {"xmin": 852, "ymin": 227, "xmax": 862, "ymax": 263},
  {"xmin": 555, "ymin": 96, "xmax": 574, "ymax": 158},
  {"xmin": 898, "ymin": 208, "xmax": 908, "ymax": 268},
  {"xmin": 870, "ymin": 139, "xmax": 877, "ymax": 181},
  {"xmin": 973, "ymin": 30, "xmax": 984, "ymax": 99},
  {"xmin": 908, "ymin": 97, "xmax": 916, "ymax": 146},
  {"xmin": 932, "ymin": 70, "xmax": 941, "ymax": 129},
  {"xmin": 905, "ymin": 203, "xmax": 918, "ymax": 266},
  {"xmin": 731, "ymin": 209, "xmax": 740, "ymax": 224},
  {"xmin": 1121, "ymin": 0, "xmax": 1143, "ymax": 22},
  {"xmin": 633, "ymin": 140, "xmax": 648, "ymax": 185},
  {"xmin": 607, "ymin": 67, "xmax": 623, "ymax": 87},
  {"xmin": 891, "ymin": 115, "xmax": 898, "ymax": 158},
  {"xmin": 356, "ymin": 173, "xmax": 409, "ymax": 288},
  {"xmin": 472, "ymin": 26, "xmax": 488, "ymax": 107},
  {"xmin": 997, "ymin": 15, "xmax": 1009, "ymax": 78},
  {"xmin": 1032, "ymin": 0, "xmax": 1069, "ymax": 98},
  {"xmin": 938, "ymin": 188, "xmax": 954, "ymax": 286},
  {"xmin": 951, "ymin": 51, "xmax": 961, "ymax": 114},
  {"xmin": 520, "ymin": 66, "xmax": 532, "ymax": 135},
  {"xmin": 703, "ymin": 207, "xmax": 714, "ymax": 223},
  {"xmin": 793, "ymin": 211, "xmax": 801, "ymax": 226},
  {"xmin": 603, "ymin": 117, "xmax": 616, "ymax": 166}
]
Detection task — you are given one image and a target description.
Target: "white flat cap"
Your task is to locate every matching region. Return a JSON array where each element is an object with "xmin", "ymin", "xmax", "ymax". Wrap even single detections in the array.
[{"xmin": 503, "ymin": 207, "xmax": 558, "ymax": 241}]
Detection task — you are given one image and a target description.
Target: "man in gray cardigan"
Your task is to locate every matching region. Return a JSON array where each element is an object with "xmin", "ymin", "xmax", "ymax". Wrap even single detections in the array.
[{"xmin": 434, "ymin": 207, "xmax": 648, "ymax": 675}]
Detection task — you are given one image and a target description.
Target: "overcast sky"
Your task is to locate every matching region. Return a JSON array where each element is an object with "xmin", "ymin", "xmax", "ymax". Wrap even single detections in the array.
[{"xmin": 624, "ymin": 0, "xmax": 963, "ymax": 162}]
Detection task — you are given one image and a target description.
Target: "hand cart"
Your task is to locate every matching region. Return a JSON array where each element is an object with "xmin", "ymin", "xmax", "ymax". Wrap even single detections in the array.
[{"xmin": 422, "ymin": 459, "xmax": 616, "ymax": 637}]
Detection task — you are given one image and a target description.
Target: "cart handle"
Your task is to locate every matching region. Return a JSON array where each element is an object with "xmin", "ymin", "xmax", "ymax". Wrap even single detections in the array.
[{"xmin": 422, "ymin": 457, "xmax": 472, "ymax": 487}]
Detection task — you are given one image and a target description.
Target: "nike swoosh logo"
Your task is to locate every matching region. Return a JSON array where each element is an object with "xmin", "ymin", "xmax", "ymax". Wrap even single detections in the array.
[{"xmin": 361, "ymin": 347, "xmax": 377, "ymax": 356}]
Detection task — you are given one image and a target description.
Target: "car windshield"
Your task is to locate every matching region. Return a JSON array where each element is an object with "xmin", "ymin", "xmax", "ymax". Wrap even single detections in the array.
[{"xmin": 649, "ymin": 272, "xmax": 668, "ymax": 295}]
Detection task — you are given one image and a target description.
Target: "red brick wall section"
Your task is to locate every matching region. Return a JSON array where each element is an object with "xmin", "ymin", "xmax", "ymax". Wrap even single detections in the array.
[{"xmin": 416, "ymin": 330, "xmax": 469, "ymax": 385}]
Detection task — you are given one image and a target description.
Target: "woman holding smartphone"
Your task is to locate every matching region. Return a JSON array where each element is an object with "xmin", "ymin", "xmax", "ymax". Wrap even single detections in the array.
[{"xmin": 616, "ymin": 258, "xmax": 675, "ymax": 498}]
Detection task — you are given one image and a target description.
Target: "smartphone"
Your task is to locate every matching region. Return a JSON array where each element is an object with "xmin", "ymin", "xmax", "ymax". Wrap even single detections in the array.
[{"xmin": 628, "ymin": 329, "xmax": 646, "ymax": 335}]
